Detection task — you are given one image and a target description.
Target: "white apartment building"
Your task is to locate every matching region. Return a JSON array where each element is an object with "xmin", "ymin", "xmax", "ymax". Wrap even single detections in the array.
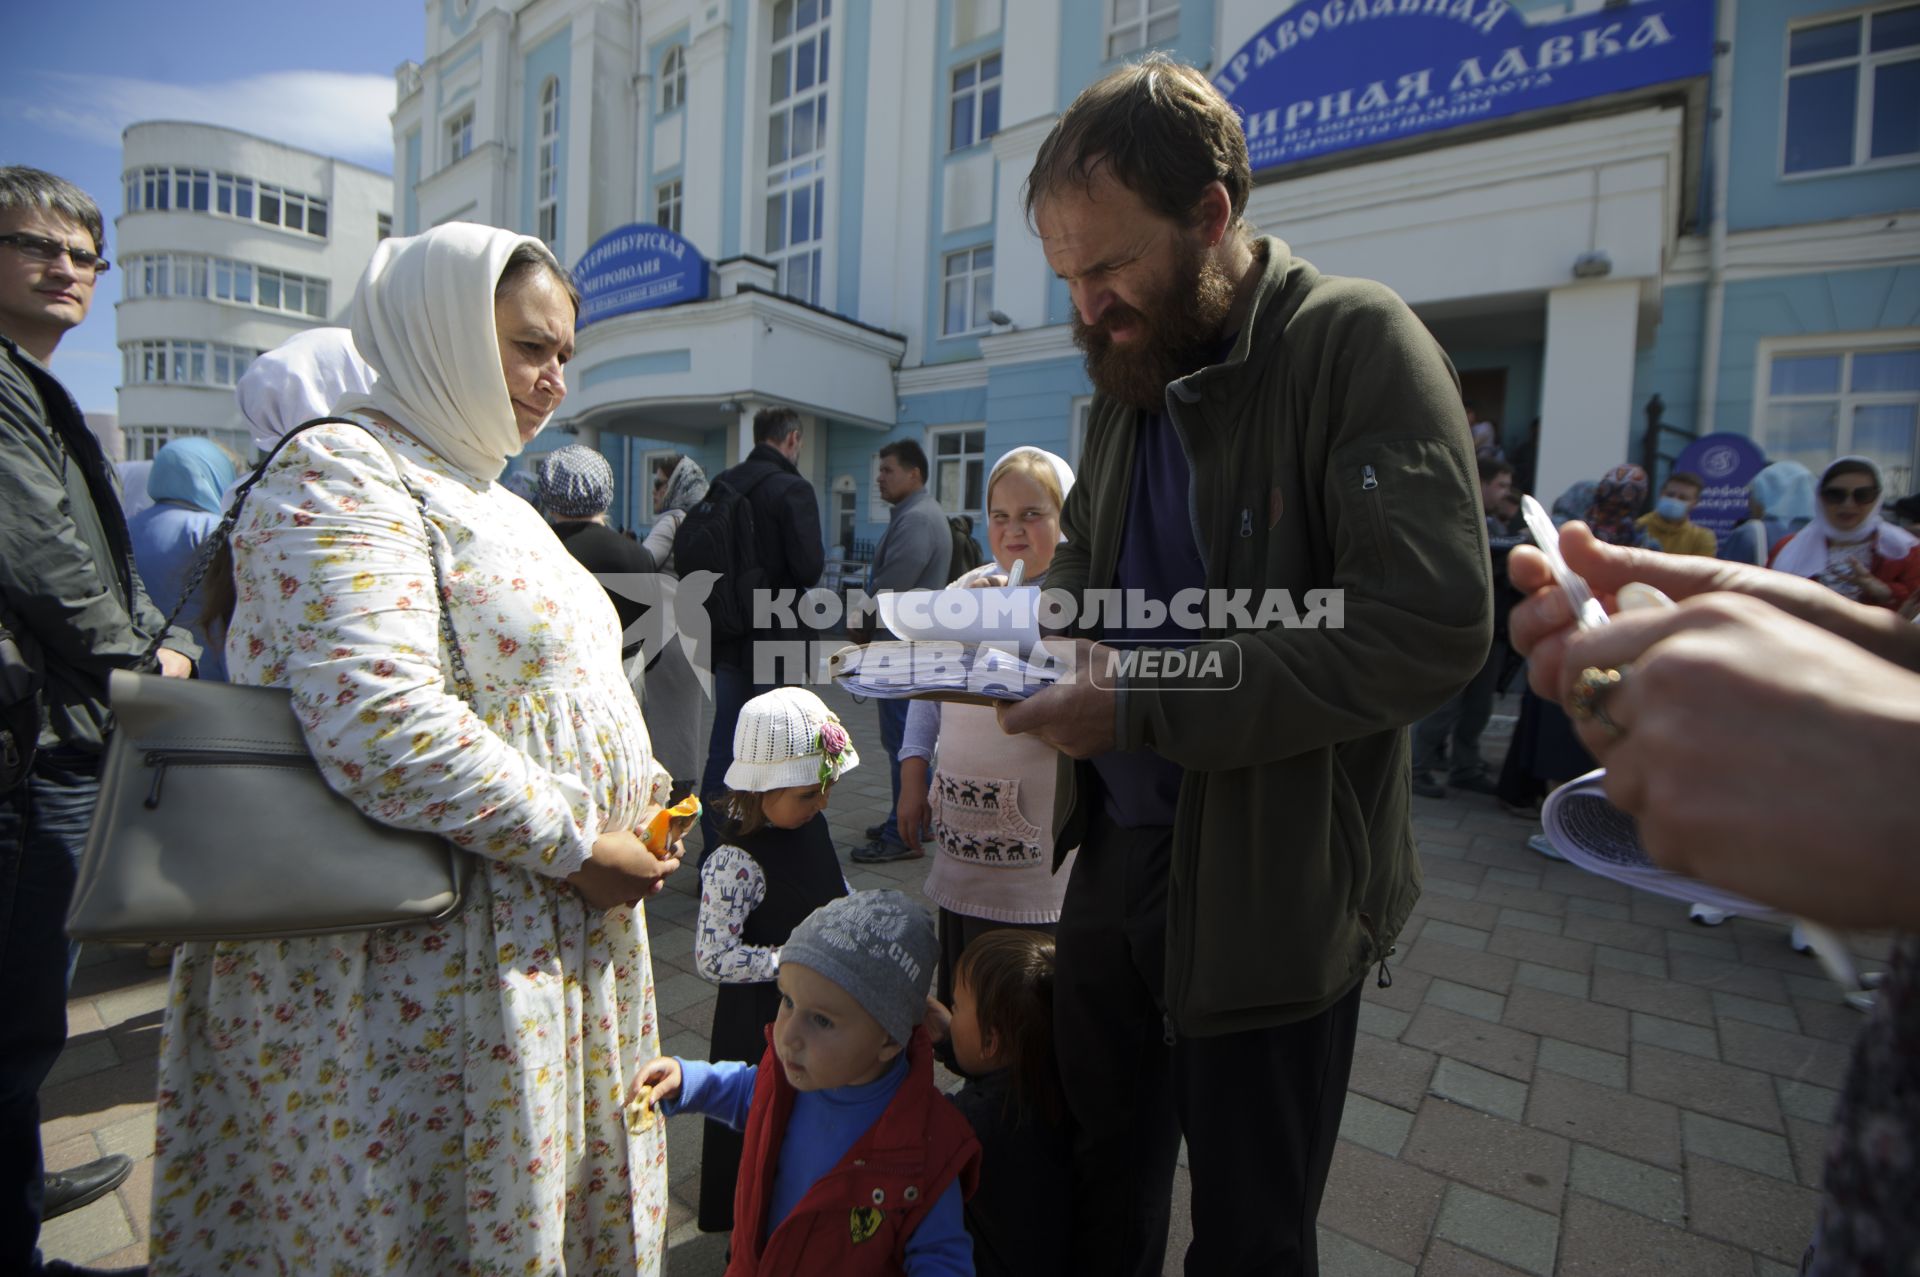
[{"xmin": 115, "ymin": 121, "xmax": 393, "ymax": 459}]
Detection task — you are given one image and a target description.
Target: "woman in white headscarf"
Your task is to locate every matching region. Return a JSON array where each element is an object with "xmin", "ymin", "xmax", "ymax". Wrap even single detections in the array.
[
  {"xmin": 149, "ymin": 224, "xmax": 680, "ymax": 1275},
  {"xmin": 234, "ymin": 325, "xmax": 377, "ymax": 450},
  {"xmin": 1770, "ymin": 455, "xmax": 1920, "ymax": 609}
]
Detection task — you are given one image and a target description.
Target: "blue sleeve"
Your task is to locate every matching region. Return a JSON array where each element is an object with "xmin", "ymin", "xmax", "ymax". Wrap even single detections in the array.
[
  {"xmin": 662, "ymin": 1058, "xmax": 758, "ymax": 1131},
  {"xmin": 902, "ymin": 1178, "xmax": 973, "ymax": 1276}
]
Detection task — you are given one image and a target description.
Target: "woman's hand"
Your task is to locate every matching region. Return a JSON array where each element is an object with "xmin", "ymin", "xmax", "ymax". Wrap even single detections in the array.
[
  {"xmin": 922, "ymin": 994, "xmax": 952, "ymax": 1045},
  {"xmin": 1541, "ymin": 592, "xmax": 1920, "ymax": 930},
  {"xmin": 568, "ymin": 829, "xmax": 681, "ymax": 910},
  {"xmin": 629, "ymin": 1056, "xmax": 682, "ymax": 1108},
  {"xmin": 1508, "ymin": 521, "xmax": 1920, "ymax": 695},
  {"xmin": 898, "ymin": 757, "xmax": 932, "ymax": 852},
  {"xmin": 1841, "ymin": 559, "xmax": 1894, "ymax": 604},
  {"xmin": 966, "ymin": 572, "xmax": 1010, "ymax": 589}
]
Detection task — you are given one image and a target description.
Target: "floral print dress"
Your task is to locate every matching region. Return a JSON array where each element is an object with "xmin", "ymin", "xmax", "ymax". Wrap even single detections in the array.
[{"xmin": 149, "ymin": 420, "xmax": 672, "ymax": 1276}]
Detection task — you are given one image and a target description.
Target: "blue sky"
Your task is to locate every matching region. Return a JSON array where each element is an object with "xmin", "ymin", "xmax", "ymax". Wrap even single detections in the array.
[{"xmin": 3, "ymin": 2, "xmax": 424, "ymax": 411}]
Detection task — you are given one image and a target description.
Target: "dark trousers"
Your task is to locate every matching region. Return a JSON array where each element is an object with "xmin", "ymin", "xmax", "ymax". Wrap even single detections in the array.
[
  {"xmin": 1055, "ymin": 813, "xmax": 1363, "ymax": 1277},
  {"xmin": 874, "ymin": 697, "xmax": 910, "ymax": 845},
  {"xmin": 0, "ymin": 751, "xmax": 101, "ymax": 1274},
  {"xmin": 1412, "ymin": 636, "xmax": 1505, "ymax": 782},
  {"xmin": 697, "ymin": 663, "xmax": 768, "ymax": 858}
]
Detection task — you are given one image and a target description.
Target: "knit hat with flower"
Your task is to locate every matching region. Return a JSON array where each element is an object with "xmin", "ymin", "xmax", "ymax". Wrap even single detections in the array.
[{"xmin": 723, "ymin": 687, "xmax": 860, "ymax": 792}]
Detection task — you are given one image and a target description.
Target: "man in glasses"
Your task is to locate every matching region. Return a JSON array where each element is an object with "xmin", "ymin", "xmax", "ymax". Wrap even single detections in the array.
[{"xmin": 1, "ymin": 165, "xmax": 196, "ymax": 1277}]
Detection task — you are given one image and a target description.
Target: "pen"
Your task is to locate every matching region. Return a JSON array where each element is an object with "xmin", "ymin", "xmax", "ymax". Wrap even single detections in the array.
[{"xmin": 1006, "ymin": 560, "xmax": 1025, "ymax": 588}]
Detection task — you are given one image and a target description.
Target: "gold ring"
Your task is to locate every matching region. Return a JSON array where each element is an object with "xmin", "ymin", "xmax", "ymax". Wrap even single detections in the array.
[{"xmin": 1568, "ymin": 666, "xmax": 1626, "ymax": 730}]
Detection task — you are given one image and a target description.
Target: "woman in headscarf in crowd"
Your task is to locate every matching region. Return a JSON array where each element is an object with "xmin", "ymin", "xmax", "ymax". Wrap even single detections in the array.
[
  {"xmin": 234, "ymin": 325, "xmax": 377, "ymax": 451},
  {"xmin": 150, "ymin": 225, "xmax": 680, "ymax": 1276},
  {"xmin": 1583, "ymin": 464, "xmax": 1652, "ymax": 547},
  {"xmin": 1720, "ymin": 460, "xmax": 1815, "ymax": 566},
  {"xmin": 127, "ymin": 438, "xmax": 236, "ymax": 680},
  {"xmin": 621, "ymin": 452, "xmax": 708, "ymax": 799},
  {"xmin": 1769, "ymin": 456, "xmax": 1920, "ymax": 610}
]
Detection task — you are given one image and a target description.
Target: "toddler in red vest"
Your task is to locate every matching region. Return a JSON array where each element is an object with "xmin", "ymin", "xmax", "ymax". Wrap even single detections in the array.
[{"xmin": 633, "ymin": 890, "xmax": 981, "ymax": 1276}]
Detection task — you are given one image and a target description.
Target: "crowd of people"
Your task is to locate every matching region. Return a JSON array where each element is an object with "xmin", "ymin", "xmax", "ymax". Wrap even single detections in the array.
[{"xmin": 1, "ymin": 45, "xmax": 1914, "ymax": 1277}]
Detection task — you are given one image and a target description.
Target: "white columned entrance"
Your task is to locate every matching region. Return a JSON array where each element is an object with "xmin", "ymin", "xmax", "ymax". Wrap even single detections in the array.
[{"xmin": 1535, "ymin": 281, "xmax": 1642, "ymax": 506}]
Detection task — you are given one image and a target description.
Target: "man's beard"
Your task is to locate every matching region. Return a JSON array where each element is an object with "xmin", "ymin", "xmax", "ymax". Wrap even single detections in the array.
[{"xmin": 1072, "ymin": 237, "xmax": 1239, "ymax": 412}]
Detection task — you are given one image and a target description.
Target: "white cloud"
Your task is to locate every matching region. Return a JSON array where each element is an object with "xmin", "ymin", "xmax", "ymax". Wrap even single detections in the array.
[{"xmin": 17, "ymin": 70, "xmax": 397, "ymax": 169}]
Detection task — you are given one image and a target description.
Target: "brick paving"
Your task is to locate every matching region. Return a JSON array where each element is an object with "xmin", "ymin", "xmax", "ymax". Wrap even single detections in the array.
[{"xmin": 39, "ymin": 689, "xmax": 1885, "ymax": 1274}]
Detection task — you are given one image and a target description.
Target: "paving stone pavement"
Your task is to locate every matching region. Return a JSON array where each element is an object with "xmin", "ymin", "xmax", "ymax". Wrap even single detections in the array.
[{"xmin": 40, "ymin": 689, "xmax": 1885, "ymax": 1273}]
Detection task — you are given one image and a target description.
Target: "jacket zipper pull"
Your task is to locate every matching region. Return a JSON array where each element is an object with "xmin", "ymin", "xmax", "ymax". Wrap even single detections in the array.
[
  {"xmin": 1361, "ymin": 464, "xmax": 1379, "ymax": 492},
  {"xmin": 1239, "ymin": 508, "xmax": 1253, "ymax": 538},
  {"xmin": 1162, "ymin": 1012, "xmax": 1177, "ymax": 1047},
  {"xmin": 145, "ymin": 756, "xmax": 168, "ymax": 809}
]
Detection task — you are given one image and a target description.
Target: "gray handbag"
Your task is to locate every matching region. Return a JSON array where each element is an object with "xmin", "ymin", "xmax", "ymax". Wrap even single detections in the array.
[{"xmin": 66, "ymin": 418, "xmax": 478, "ymax": 943}]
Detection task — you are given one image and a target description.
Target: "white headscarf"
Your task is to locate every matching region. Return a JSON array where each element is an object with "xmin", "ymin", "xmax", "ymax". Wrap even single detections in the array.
[
  {"xmin": 235, "ymin": 327, "xmax": 377, "ymax": 452},
  {"xmin": 334, "ymin": 222, "xmax": 559, "ymax": 482},
  {"xmin": 988, "ymin": 446, "xmax": 1076, "ymax": 534},
  {"xmin": 1770, "ymin": 455, "xmax": 1918, "ymax": 579}
]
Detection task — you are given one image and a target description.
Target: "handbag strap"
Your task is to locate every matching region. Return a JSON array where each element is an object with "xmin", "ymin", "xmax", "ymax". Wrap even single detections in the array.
[{"xmin": 146, "ymin": 416, "xmax": 476, "ymax": 700}]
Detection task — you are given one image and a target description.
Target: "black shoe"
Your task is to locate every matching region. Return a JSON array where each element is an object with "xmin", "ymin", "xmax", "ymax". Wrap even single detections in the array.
[
  {"xmin": 42, "ymin": 1153, "xmax": 133, "ymax": 1220},
  {"xmin": 42, "ymin": 1262, "xmax": 148, "ymax": 1276},
  {"xmin": 1411, "ymin": 772, "xmax": 1446, "ymax": 799},
  {"xmin": 1451, "ymin": 772, "xmax": 1500, "ymax": 796},
  {"xmin": 850, "ymin": 837, "xmax": 921, "ymax": 864}
]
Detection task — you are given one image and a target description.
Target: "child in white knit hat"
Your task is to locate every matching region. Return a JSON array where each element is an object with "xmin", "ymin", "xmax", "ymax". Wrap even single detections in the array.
[
  {"xmin": 686, "ymin": 686, "xmax": 858, "ymax": 1234},
  {"xmin": 633, "ymin": 890, "xmax": 981, "ymax": 1275}
]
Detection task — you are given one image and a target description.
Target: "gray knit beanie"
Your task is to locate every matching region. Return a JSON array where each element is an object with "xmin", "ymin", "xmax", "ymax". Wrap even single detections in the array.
[
  {"xmin": 538, "ymin": 444, "xmax": 614, "ymax": 517},
  {"xmin": 779, "ymin": 890, "xmax": 936, "ymax": 1045}
]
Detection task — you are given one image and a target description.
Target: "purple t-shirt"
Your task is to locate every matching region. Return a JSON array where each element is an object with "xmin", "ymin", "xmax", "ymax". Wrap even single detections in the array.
[{"xmin": 1088, "ymin": 409, "xmax": 1207, "ymax": 829}]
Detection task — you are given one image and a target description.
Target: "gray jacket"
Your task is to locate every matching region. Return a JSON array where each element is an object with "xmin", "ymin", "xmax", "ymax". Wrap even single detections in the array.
[
  {"xmin": 869, "ymin": 487, "xmax": 952, "ymax": 596},
  {"xmin": 0, "ymin": 334, "xmax": 195, "ymax": 754}
]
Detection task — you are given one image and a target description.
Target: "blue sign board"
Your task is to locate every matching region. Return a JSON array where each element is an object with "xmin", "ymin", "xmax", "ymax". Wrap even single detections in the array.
[
  {"xmin": 1671, "ymin": 432, "xmax": 1770, "ymax": 538},
  {"xmin": 571, "ymin": 224, "xmax": 709, "ymax": 326},
  {"xmin": 1216, "ymin": 0, "xmax": 1714, "ymax": 172}
]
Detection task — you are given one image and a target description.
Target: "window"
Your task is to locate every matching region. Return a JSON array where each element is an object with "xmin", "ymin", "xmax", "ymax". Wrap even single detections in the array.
[
  {"xmin": 949, "ymin": 54, "xmax": 1002, "ymax": 150},
  {"xmin": 124, "ymin": 252, "xmax": 325, "ymax": 318},
  {"xmin": 1069, "ymin": 396, "xmax": 1093, "ymax": 469},
  {"xmin": 655, "ymin": 179, "xmax": 683, "ymax": 235},
  {"xmin": 1105, "ymin": 0, "xmax": 1179, "ymax": 60},
  {"xmin": 123, "ymin": 166, "xmax": 325, "ymax": 236},
  {"xmin": 377, "ymin": 212, "xmax": 393, "ymax": 239},
  {"xmin": 766, "ymin": 0, "xmax": 832, "ymax": 305},
  {"xmin": 537, "ymin": 78, "xmax": 561, "ymax": 244},
  {"xmin": 930, "ymin": 427, "xmax": 987, "ymax": 528},
  {"xmin": 1764, "ymin": 341, "xmax": 1920, "ymax": 496},
  {"xmin": 941, "ymin": 245, "xmax": 994, "ymax": 336},
  {"xmin": 122, "ymin": 339, "xmax": 262, "ymax": 390},
  {"xmin": 446, "ymin": 109, "xmax": 475, "ymax": 165},
  {"xmin": 1785, "ymin": 4, "xmax": 1920, "ymax": 174},
  {"xmin": 660, "ymin": 45, "xmax": 688, "ymax": 113}
]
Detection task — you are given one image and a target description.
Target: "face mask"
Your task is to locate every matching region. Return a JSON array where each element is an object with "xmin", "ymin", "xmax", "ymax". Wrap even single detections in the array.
[{"xmin": 1655, "ymin": 496, "xmax": 1690, "ymax": 522}]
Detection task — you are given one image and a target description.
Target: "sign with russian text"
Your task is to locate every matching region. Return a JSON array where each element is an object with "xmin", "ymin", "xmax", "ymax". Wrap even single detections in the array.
[
  {"xmin": 1215, "ymin": 0, "xmax": 1714, "ymax": 172},
  {"xmin": 1671, "ymin": 432, "xmax": 1769, "ymax": 538},
  {"xmin": 571, "ymin": 224, "xmax": 708, "ymax": 326}
]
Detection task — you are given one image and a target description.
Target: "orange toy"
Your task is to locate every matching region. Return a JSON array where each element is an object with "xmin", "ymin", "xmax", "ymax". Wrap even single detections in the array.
[{"xmin": 644, "ymin": 795, "xmax": 702, "ymax": 857}]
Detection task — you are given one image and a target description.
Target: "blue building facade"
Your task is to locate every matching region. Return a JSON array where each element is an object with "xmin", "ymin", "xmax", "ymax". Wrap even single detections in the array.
[{"xmin": 391, "ymin": 0, "xmax": 1917, "ymax": 548}]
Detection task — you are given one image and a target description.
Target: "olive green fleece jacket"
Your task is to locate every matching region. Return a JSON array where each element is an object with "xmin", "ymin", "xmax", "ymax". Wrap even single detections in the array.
[{"xmin": 1046, "ymin": 238, "xmax": 1492, "ymax": 1037}]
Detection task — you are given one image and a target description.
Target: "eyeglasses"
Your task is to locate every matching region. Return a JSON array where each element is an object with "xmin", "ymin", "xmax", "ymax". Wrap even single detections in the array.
[
  {"xmin": 1820, "ymin": 485, "xmax": 1880, "ymax": 507},
  {"xmin": 0, "ymin": 233, "xmax": 111, "ymax": 277}
]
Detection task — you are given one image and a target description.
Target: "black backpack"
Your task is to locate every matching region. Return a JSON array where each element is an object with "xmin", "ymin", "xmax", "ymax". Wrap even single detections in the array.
[
  {"xmin": 947, "ymin": 515, "xmax": 985, "ymax": 578},
  {"xmin": 673, "ymin": 468, "xmax": 777, "ymax": 643}
]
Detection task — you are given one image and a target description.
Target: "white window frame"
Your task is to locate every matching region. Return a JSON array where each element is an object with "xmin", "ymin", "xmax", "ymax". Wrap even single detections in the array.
[
  {"xmin": 947, "ymin": 52, "xmax": 1002, "ymax": 151},
  {"xmin": 1104, "ymin": 0, "xmax": 1180, "ymax": 60},
  {"xmin": 536, "ymin": 78, "xmax": 561, "ymax": 244},
  {"xmin": 121, "ymin": 339, "xmax": 261, "ymax": 390},
  {"xmin": 655, "ymin": 178, "xmax": 684, "ymax": 235},
  {"xmin": 940, "ymin": 245, "xmax": 994, "ymax": 337},
  {"xmin": 764, "ymin": 0, "xmax": 834, "ymax": 306},
  {"xmin": 446, "ymin": 108, "xmax": 475, "ymax": 166},
  {"xmin": 928, "ymin": 425, "xmax": 988, "ymax": 530},
  {"xmin": 121, "ymin": 166, "xmax": 325, "ymax": 237},
  {"xmin": 1781, "ymin": 2, "xmax": 1920, "ymax": 178},
  {"xmin": 377, "ymin": 211, "xmax": 393, "ymax": 239},
  {"xmin": 1756, "ymin": 331, "xmax": 1920, "ymax": 498},
  {"xmin": 660, "ymin": 45, "xmax": 688, "ymax": 114}
]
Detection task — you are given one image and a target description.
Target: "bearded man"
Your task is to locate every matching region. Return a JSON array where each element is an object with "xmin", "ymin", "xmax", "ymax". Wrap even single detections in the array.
[{"xmin": 997, "ymin": 56, "xmax": 1491, "ymax": 1276}]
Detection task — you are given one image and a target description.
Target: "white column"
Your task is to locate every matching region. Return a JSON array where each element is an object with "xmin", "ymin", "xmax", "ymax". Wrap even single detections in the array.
[
  {"xmin": 990, "ymin": 116, "xmax": 1059, "ymax": 331},
  {"xmin": 683, "ymin": 21, "xmax": 731, "ymax": 260},
  {"xmin": 1535, "ymin": 281, "xmax": 1642, "ymax": 506}
]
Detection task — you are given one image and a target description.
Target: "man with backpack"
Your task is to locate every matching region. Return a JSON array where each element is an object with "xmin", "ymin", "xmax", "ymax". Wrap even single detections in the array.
[
  {"xmin": 851, "ymin": 439, "xmax": 953, "ymax": 863},
  {"xmin": 685, "ymin": 405, "xmax": 824, "ymax": 856}
]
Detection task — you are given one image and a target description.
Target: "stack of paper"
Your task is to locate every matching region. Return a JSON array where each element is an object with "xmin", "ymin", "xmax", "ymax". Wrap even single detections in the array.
[
  {"xmin": 830, "ymin": 641, "xmax": 1063, "ymax": 705},
  {"xmin": 1541, "ymin": 769, "xmax": 1771, "ymax": 917}
]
